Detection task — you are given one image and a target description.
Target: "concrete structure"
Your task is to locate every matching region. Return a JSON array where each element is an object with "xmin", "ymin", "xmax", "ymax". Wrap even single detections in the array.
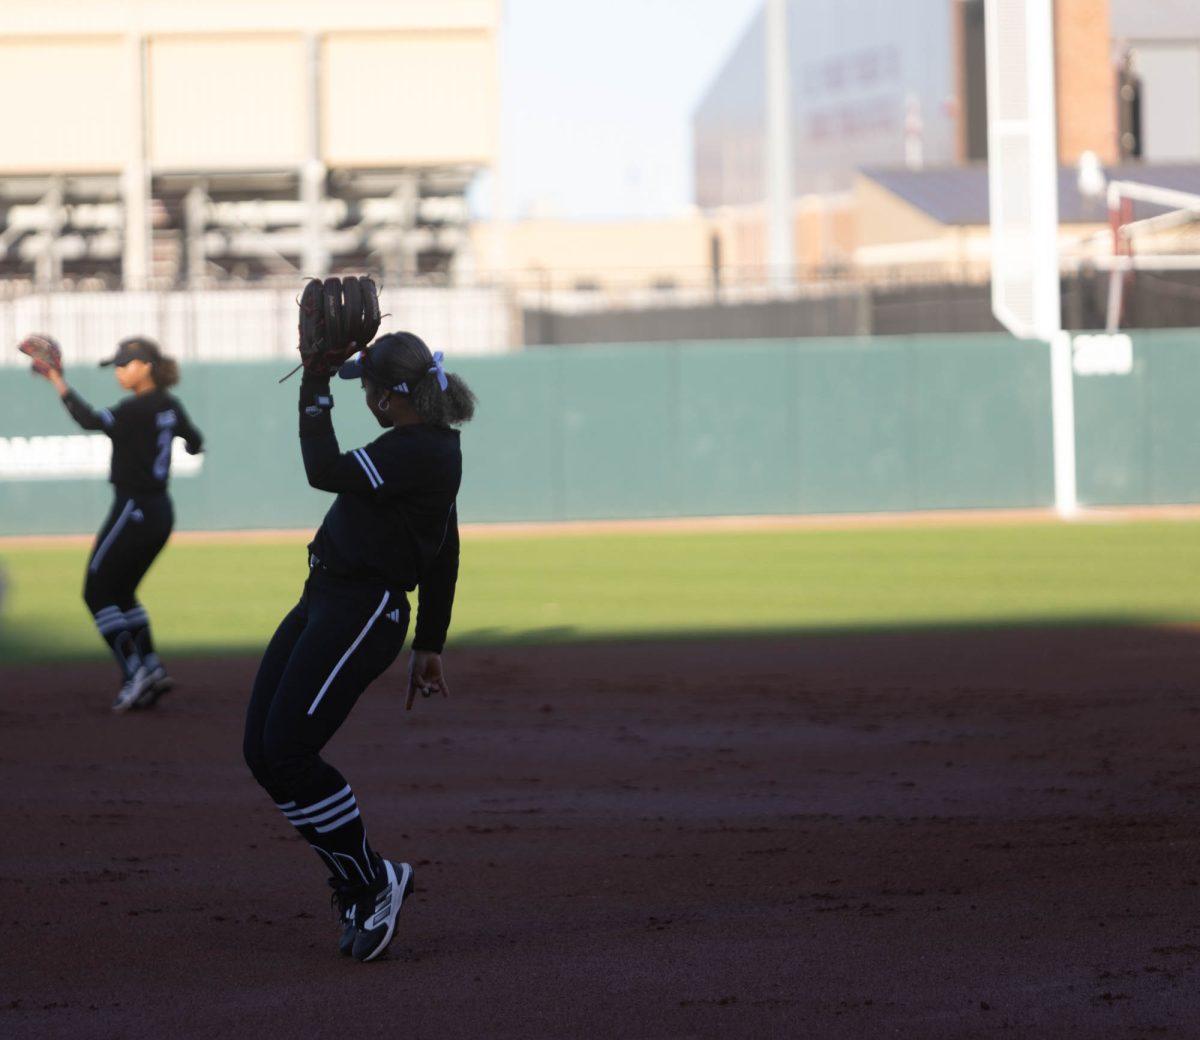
[
  {"xmin": 1111, "ymin": 1, "xmax": 1200, "ymax": 162},
  {"xmin": 472, "ymin": 202, "xmax": 857, "ymax": 303},
  {"xmin": 853, "ymin": 162, "xmax": 1200, "ymax": 278},
  {"xmin": 0, "ymin": 0, "xmax": 499, "ymax": 289}
]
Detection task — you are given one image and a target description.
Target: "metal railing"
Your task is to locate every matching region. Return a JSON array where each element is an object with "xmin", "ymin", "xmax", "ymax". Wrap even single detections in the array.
[{"xmin": 0, "ymin": 285, "xmax": 516, "ymax": 366}]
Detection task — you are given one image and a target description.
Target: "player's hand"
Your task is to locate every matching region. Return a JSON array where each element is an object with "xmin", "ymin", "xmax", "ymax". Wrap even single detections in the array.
[
  {"xmin": 405, "ymin": 651, "xmax": 449, "ymax": 711},
  {"xmin": 45, "ymin": 369, "xmax": 68, "ymax": 396}
]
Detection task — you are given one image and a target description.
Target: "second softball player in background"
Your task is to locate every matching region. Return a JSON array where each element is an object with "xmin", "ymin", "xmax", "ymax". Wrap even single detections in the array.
[{"xmin": 34, "ymin": 336, "xmax": 204, "ymax": 712}]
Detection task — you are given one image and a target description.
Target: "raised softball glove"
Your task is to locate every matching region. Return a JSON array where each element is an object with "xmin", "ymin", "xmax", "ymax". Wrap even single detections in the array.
[
  {"xmin": 18, "ymin": 334, "xmax": 63, "ymax": 378},
  {"xmin": 297, "ymin": 275, "xmax": 381, "ymax": 379}
]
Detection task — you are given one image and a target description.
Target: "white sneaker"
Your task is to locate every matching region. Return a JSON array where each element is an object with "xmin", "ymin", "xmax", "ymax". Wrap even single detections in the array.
[
  {"xmin": 134, "ymin": 666, "xmax": 174, "ymax": 709},
  {"xmin": 112, "ymin": 666, "xmax": 151, "ymax": 713}
]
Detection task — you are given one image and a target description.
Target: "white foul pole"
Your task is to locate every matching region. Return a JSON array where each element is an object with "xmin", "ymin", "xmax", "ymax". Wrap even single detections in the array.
[
  {"xmin": 984, "ymin": 0, "xmax": 1075, "ymax": 516},
  {"xmin": 765, "ymin": 0, "xmax": 794, "ymax": 291}
]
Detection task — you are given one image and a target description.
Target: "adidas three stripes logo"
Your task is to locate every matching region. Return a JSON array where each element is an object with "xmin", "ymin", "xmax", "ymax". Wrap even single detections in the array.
[{"xmin": 276, "ymin": 785, "xmax": 361, "ymax": 835}]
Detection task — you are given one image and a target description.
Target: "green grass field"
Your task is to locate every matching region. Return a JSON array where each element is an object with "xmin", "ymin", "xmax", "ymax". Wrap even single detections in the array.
[{"xmin": 1, "ymin": 519, "xmax": 1199, "ymax": 664}]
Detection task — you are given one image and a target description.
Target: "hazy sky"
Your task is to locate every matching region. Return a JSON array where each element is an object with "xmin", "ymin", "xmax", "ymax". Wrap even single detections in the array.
[{"xmin": 488, "ymin": 0, "xmax": 763, "ymax": 221}]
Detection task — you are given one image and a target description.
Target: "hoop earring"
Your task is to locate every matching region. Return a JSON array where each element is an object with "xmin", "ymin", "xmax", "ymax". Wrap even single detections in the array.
[{"xmin": 378, "ymin": 398, "xmax": 390, "ymax": 412}]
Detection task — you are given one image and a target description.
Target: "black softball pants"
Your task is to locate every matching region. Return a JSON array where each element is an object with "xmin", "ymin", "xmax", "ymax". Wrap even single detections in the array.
[
  {"xmin": 84, "ymin": 490, "xmax": 173, "ymax": 680},
  {"xmin": 243, "ymin": 570, "xmax": 409, "ymax": 887}
]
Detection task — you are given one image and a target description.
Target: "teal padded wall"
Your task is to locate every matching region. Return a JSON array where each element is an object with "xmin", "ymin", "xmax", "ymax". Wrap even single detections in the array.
[
  {"xmin": 1074, "ymin": 330, "xmax": 1200, "ymax": 507},
  {"xmin": 0, "ymin": 334, "xmax": 1057, "ymax": 536}
]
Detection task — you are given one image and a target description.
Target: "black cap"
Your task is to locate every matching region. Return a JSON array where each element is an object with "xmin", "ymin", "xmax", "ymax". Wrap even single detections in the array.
[
  {"xmin": 100, "ymin": 339, "xmax": 157, "ymax": 368},
  {"xmin": 337, "ymin": 332, "xmax": 432, "ymax": 393}
]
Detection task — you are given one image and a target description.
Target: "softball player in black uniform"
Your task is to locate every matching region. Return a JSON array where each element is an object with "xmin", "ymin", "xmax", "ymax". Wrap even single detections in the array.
[
  {"xmin": 243, "ymin": 331, "xmax": 475, "ymax": 963},
  {"xmin": 40, "ymin": 337, "xmax": 204, "ymax": 712}
]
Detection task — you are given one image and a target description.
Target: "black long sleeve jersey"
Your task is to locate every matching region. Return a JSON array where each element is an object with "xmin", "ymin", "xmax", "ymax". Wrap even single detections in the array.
[
  {"xmin": 62, "ymin": 387, "xmax": 204, "ymax": 494},
  {"xmin": 299, "ymin": 376, "xmax": 461, "ymax": 654}
]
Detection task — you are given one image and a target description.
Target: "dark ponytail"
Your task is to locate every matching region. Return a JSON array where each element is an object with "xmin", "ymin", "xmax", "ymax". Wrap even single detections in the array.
[
  {"xmin": 152, "ymin": 355, "xmax": 181, "ymax": 388},
  {"xmin": 119, "ymin": 335, "xmax": 180, "ymax": 388},
  {"xmin": 410, "ymin": 371, "xmax": 476, "ymax": 426},
  {"xmin": 368, "ymin": 331, "xmax": 477, "ymax": 427}
]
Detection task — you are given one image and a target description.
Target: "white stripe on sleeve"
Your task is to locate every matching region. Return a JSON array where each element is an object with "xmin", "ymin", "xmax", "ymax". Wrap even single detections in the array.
[
  {"xmin": 352, "ymin": 449, "xmax": 381, "ymax": 489},
  {"xmin": 357, "ymin": 448, "xmax": 384, "ymax": 488}
]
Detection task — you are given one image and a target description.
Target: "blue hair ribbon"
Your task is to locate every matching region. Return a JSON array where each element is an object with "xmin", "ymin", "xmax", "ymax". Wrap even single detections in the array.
[{"xmin": 429, "ymin": 350, "xmax": 448, "ymax": 391}]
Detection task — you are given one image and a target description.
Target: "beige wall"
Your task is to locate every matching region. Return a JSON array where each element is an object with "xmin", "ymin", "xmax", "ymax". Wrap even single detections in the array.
[
  {"xmin": 0, "ymin": 37, "xmax": 134, "ymax": 173},
  {"xmin": 472, "ymin": 199, "xmax": 858, "ymax": 291},
  {"xmin": 0, "ymin": 0, "xmax": 499, "ymax": 175},
  {"xmin": 149, "ymin": 35, "xmax": 308, "ymax": 169},
  {"xmin": 473, "ymin": 218, "xmax": 716, "ymax": 290},
  {"xmin": 0, "ymin": 1, "xmax": 499, "ymax": 35},
  {"xmin": 852, "ymin": 176, "xmax": 947, "ymax": 248},
  {"xmin": 323, "ymin": 32, "xmax": 497, "ymax": 167}
]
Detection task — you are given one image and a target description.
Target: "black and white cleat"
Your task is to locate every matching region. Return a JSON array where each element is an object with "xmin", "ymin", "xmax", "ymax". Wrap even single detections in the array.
[{"xmin": 351, "ymin": 860, "xmax": 414, "ymax": 963}]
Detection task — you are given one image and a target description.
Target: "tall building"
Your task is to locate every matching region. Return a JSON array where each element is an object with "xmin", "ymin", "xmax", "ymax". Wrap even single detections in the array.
[
  {"xmin": 694, "ymin": 0, "xmax": 959, "ymax": 208},
  {"xmin": 690, "ymin": 0, "xmax": 1170, "ymax": 214}
]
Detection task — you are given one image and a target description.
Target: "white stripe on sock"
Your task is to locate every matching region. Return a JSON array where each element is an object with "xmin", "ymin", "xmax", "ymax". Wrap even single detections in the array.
[
  {"xmin": 313, "ymin": 807, "xmax": 361, "ymax": 834},
  {"xmin": 287, "ymin": 795, "xmax": 356, "ymax": 827},
  {"xmin": 293, "ymin": 784, "xmax": 352, "ymax": 816}
]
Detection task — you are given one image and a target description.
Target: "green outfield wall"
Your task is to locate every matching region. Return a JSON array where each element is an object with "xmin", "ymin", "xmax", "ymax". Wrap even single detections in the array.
[
  {"xmin": 0, "ymin": 330, "xmax": 1186, "ymax": 537},
  {"xmin": 1072, "ymin": 330, "xmax": 1200, "ymax": 507}
]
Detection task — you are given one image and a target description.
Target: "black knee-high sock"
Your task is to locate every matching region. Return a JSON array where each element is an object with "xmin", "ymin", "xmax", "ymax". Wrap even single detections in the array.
[
  {"xmin": 124, "ymin": 603, "xmax": 160, "ymax": 672},
  {"xmin": 274, "ymin": 780, "xmax": 379, "ymax": 888},
  {"xmin": 92, "ymin": 605, "xmax": 142, "ymax": 680}
]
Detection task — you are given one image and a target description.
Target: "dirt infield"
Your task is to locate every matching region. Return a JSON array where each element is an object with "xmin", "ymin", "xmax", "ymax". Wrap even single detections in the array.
[{"xmin": 3, "ymin": 627, "xmax": 1200, "ymax": 1039}]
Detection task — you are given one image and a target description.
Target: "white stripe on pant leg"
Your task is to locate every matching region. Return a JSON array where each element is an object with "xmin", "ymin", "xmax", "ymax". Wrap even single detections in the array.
[
  {"xmin": 306, "ymin": 592, "xmax": 390, "ymax": 717},
  {"xmin": 89, "ymin": 500, "xmax": 136, "ymax": 574}
]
